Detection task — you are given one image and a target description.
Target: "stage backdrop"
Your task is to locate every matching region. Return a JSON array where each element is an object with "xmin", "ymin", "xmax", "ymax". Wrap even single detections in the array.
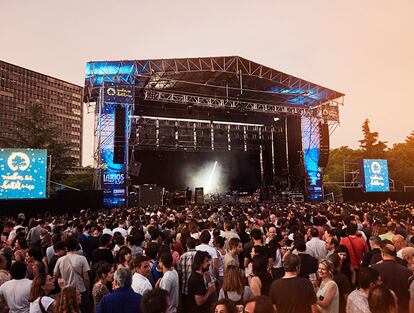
[{"xmin": 0, "ymin": 148, "xmax": 47, "ymax": 199}]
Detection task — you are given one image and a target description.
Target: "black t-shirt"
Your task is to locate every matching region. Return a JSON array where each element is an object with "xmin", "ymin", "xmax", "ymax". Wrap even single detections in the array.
[
  {"xmin": 48, "ymin": 254, "xmax": 61, "ymax": 275},
  {"xmin": 187, "ymin": 271, "xmax": 212, "ymax": 313},
  {"xmin": 270, "ymin": 276, "xmax": 316, "ymax": 313},
  {"xmin": 91, "ymin": 247, "xmax": 114, "ymax": 265},
  {"xmin": 298, "ymin": 254, "xmax": 318, "ymax": 279}
]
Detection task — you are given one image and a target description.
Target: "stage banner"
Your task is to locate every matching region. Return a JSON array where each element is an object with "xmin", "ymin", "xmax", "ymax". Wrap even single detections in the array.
[
  {"xmin": 360, "ymin": 159, "xmax": 390, "ymax": 192},
  {"xmin": 0, "ymin": 148, "xmax": 47, "ymax": 199},
  {"xmin": 98, "ymin": 84, "xmax": 132, "ymax": 207}
]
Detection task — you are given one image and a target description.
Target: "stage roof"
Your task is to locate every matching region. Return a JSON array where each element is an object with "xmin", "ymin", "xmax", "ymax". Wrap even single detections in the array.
[{"xmin": 84, "ymin": 56, "xmax": 344, "ymax": 108}]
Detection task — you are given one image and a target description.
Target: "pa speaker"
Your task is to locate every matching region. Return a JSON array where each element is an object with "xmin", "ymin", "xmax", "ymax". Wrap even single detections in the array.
[
  {"xmin": 114, "ymin": 105, "xmax": 126, "ymax": 164},
  {"xmin": 195, "ymin": 187, "xmax": 204, "ymax": 205},
  {"xmin": 318, "ymin": 122, "xmax": 330, "ymax": 168}
]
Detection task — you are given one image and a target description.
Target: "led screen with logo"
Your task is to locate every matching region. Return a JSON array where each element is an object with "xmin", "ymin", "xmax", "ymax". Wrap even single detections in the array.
[
  {"xmin": 360, "ymin": 159, "xmax": 390, "ymax": 192},
  {"xmin": 0, "ymin": 149, "xmax": 47, "ymax": 199}
]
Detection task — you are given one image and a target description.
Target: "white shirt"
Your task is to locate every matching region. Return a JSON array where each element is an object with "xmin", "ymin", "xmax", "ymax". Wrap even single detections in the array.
[
  {"xmin": 196, "ymin": 243, "xmax": 218, "ymax": 282},
  {"xmin": 0, "ymin": 278, "xmax": 32, "ymax": 313},
  {"xmin": 102, "ymin": 228, "xmax": 113, "ymax": 236},
  {"xmin": 112, "ymin": 227, "xmax": 127, "ymax": 237},
  {"xmin": 30, "ymin": 296, "xmax": 54, "ymax": 313},
  {"xmin": 346, "ymin": 289, "xmax": 369, "ymax": 313},
  {"xmin": 132, "ymin": 273, "xmax": 152, "ymax": 296},
  {"xmin": 306, "ymin": 237, "xmax": 327, "ymax": 260}
]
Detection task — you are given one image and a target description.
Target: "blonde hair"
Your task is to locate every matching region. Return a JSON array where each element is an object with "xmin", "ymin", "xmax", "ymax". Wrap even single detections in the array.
[
  {"xmin": 222, "ymin": 265, "xmax": 244, "ymax": 295},
  {"xmin": 319, "ymin": 259, "xmax": 334, "ymax": 278}
]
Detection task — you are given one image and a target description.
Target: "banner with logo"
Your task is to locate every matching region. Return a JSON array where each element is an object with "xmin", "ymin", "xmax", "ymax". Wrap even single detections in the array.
[
  {"xmin": 98, "ymin": 84, "xmax": 132, "ymax": 207},
  {"xmin": 0, "ymin": 148, "xmax": 47, "ymax": 199},
  {"xmin": 360, "ymin": 159, "xmax": 390, "ymax": 192}
]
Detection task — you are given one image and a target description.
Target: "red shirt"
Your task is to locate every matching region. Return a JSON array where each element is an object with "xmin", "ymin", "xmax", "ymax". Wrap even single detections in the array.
[{"xmin": 340, "ymin": 235, "xmax": 368, "ymax": 269}]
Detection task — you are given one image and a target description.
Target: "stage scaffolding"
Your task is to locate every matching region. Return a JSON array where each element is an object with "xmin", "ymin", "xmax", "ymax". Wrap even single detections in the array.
[{"xmin": 84, "ymin": 56, "xmax": 344, "ymax": 205}]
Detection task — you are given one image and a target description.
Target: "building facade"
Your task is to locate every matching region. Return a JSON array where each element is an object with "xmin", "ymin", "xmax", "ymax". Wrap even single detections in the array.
[{"xmin": 0, "ymin": 60, "xmax": 83, "ymax": 166}]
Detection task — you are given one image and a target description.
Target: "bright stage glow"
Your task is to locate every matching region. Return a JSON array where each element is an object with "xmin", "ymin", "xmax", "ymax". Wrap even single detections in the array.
[{"xmin": 188, "ymin": 161, "xmax": 222, "ymax": 194}]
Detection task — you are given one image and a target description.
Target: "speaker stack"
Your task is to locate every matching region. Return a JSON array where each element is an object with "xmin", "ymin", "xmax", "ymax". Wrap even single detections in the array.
[
  {"xmin": 195, "ymin": 187, "xmax": 204, "ymax": 205},
  {"xmin": 114, "ymin": 105, "xmax": 126, "ymax": 164},
  {"xmin": 318, "ymin": 122, "xmax": 330, "ymax": 168}
]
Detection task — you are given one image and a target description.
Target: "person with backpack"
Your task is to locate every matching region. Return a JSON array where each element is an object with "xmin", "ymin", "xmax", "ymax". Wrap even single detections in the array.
[{"xmin": 218, "ymin": 265, "xmax": 253, "ymax": 305}]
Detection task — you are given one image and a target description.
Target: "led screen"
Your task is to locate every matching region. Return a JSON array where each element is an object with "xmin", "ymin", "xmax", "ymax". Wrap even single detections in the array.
[
  {"xmin": 361, "ymin": 159, "xmax": 390, "ymax": 192},
  {"xmin": 0, "ymin": 148, "xmax": 47, "ymax": 199}
]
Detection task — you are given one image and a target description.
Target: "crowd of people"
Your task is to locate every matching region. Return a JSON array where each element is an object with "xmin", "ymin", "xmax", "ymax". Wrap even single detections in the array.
[{"xmin": 0, "ymin": 200, "xmax": 413, "ymax": 313}]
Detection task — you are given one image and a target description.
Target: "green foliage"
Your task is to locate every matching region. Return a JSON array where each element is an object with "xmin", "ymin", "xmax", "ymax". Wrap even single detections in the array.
[
  {"xmin": 324, "ymin": 119, "xmax": 414, "ymax": 191},
  {"xmin": 358, "ymin": 119, "xmax": 387, "ymax": 158},
  {"xmin": 61, "ymin": 167, "xmax": 95, "ymax": 190},
  {"xmin": 0, "ymin": 103, "xmax": 75, "ymax": 182},
  {"xmin": 324, "ymin": 146, "xmax": 362, "ymax": 183}
]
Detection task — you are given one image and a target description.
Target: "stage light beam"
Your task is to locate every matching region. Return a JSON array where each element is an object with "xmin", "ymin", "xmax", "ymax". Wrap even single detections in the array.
[{"xmin": 205, "ymin": 161, "xmax": 218, "ymax": 193}]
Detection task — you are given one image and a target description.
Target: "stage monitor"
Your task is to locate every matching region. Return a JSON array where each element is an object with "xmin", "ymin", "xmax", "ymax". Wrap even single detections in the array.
[
  {"xmin": 360, "ymin": 159, "xmax": 390, "ymax": 192},
  {"xmin": 0, "ymin": 148, "xmax": 47, "ymax": 199}
]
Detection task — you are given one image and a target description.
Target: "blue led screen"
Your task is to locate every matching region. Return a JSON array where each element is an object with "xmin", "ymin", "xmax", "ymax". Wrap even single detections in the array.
[
  {"xmin": 360, "ymin": 159, "xmax": 390, "ymax": 192},
  {"xmin": 0, "ymin": 149, "xmax": 47, "ymax": 199}
]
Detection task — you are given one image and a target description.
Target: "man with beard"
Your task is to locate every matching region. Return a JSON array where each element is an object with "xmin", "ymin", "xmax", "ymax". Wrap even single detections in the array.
[{"xmin": 187, "ymin": 251, "xmax": 216, "ymax": 313}]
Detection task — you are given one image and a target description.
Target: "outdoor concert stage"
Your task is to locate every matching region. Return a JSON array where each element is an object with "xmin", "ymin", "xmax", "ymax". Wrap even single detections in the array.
[{"xmin": 84, "ymin": 56, "xmax": 344, "ymax": 207}]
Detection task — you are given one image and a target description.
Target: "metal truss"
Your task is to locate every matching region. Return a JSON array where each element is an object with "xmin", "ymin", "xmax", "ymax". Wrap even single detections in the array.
[
  {"xmin": 131, "ymin": 56, "xmax": 344, "ymax": 102},
  {"xmin": 84, "ymin": 56, "xmax": 344, "ymax": 112},
  {"xmin": 144, "ymin": 89, "xmax": 340, "ymax": 122}
]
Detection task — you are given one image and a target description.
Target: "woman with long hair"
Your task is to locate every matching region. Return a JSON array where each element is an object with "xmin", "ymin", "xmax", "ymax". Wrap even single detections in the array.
[
  {"xmin": 336, "ymin": 245, "xmax": 355, "ymax": 286},
  {"xmin": 116, "ymin": 246, "xmax": 132, "ymax": 269},
  {"xmin": 54, "ymin": 286, "xmax": 81, "ymax": 313},
  {"xmin": 26, "ymin": 248, "xmax": 46, "ymax": 279},
  {"xmin": 314, "ymin": 259, "xmax": 339, "ymax": 313},
  {"xmin": 248, "ymin": 254, "xmax": 272, "ymax": 296},
  {"xmin": 368, "ymin": 285, "xmax": 398, "ymax": 313},
  {"xmin": 29, "ymin": 273, "xmax": 55, "ymax": 313},
  {"xmin": 13, "ymin": 235, "xmax": 28, "ymax": 262},
  {"xmin": 179, "ymin": 227, "xmax": 191, "ymax": 253},
  {"xmin": 92, "ymin": 262, "xmax": 114, "ymax": 309},
  {"xmin": 219, "ymin": 265, "xmax": 252, "ymax": 305},
  {"xmin": 188, "ymin": 220, "xmax": 200, "ymax": 240}
]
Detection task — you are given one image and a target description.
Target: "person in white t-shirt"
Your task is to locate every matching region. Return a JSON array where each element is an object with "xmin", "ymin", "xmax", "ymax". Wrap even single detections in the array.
[
  {"xmin": 28, "ymin": 273, "xmax": 56, "ymax": 313},
  {"xmin": 131, "ymin": 255, "xmax": 153, "ymax": 296},
  {"xmin": 158, "ymin": 252, "xmax": 179, "ymax": 313},
  {"xmin": 0, "ymin": 261, "xmax": 32, "ymax": 313},
  {"xmin": 196, "ymin": 230, "xmax": 219, "ymax": 283}
]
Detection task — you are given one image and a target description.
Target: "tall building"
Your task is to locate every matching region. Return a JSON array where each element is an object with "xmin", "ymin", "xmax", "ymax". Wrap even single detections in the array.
[{"xmin": 0, "ymin": 60, "xmax": 83, "ymax": 166}]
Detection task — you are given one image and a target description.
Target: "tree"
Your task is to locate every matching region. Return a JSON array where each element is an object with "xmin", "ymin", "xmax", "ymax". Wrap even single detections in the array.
[
  {"xmin": 387, "ymin": 130, "xmax": 414, "ymax": 190},
  {"xmin": 61, "ymin": 167, "xmax": 95, "ymax": 190},
  {"xmin": 358, "ymin": 118, "xmax": 387, "ymax": 158},
  {"xmin": 0, "ymin": 103, "xmax": 75, "ymax": 181}
]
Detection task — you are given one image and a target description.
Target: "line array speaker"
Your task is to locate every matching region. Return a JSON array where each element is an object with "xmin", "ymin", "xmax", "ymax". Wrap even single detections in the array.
[
  {"xmin": 318, "ymin": 122, "xmax": 330, "ymax": 167},
  {"xmin": 114, "ymin": 105, "xmax": 126, "ymax": 164}
]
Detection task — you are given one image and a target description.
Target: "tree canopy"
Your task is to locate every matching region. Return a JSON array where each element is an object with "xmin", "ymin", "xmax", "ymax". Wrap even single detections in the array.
[
  {"xmin": 325, "ymin": 119, "xmax": 414, "ymax": 192},
  {"xmin": 0, "ymin": 103, "xmax": 75, "ymax": 181}
]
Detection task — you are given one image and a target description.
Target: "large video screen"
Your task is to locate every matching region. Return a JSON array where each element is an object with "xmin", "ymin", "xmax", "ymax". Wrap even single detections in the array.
[
  {"xmin": 0, "ymin": 148, "xmax": 47, "ymax": 199},
  {"xmin": 360, "ymin": 159, "xmax": 390, "ymax": 192}
]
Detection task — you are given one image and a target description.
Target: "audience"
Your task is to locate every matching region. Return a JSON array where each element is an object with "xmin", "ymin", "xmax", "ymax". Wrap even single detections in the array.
[{"xmin": 0, "ymin": 200, "xmax": 413, "ymax": 313}]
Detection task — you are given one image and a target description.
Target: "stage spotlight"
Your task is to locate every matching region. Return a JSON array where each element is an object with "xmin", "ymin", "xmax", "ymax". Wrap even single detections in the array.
[
  {"xmin": 273, "ymin": 117, "xmax": 280, "ymax": 122},
  {"xmin": 188, "ymin": 161, "xmax": 221, "ymax": 194}
]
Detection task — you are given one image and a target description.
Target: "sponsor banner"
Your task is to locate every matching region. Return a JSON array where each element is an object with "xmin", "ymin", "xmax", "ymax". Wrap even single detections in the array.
[{"xmin": 0, "ymin": 148, "xmax": 47, "ymax": 199}]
